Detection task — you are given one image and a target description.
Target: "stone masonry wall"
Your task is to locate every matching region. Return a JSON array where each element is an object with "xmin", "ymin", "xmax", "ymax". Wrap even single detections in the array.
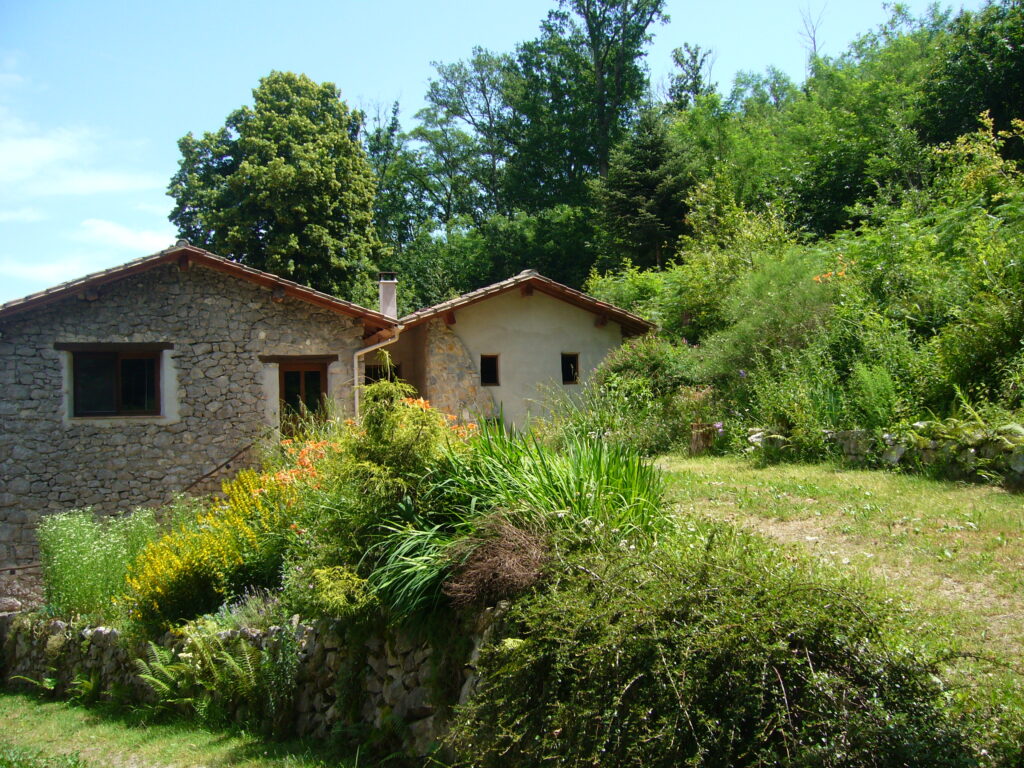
[
  {"xmin": 0, "ymin": 609, "xmax": 504, "ymax": 755},
  {"xmin": 421, "ymin": 319, "xmax": 495, "ymax": 422},
  {"xmin": 0, "ymin": 264, "xmax": 364, "ymax": 563}
]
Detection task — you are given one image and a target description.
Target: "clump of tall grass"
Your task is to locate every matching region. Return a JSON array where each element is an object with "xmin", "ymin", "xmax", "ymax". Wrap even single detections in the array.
[
  {"xmin": 361, "ymin": 424, "xmax": 668, "ymax": 620},
  {"xmin": 430, "ymin": 425, "xmax": 668, "ymax": 545},
  {"xmin": 37, "ymin": 508, "xmax": 158, "ymax": 621}
]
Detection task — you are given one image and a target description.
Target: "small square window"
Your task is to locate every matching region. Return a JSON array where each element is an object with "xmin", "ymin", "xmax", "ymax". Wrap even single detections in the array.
[
  {"xmin": 561, "ymin": 353, "xmax": 579, "ymax": 385},
  {"xmin": 480, "ymin": 355, "xmax": 499, "ymax": 386}
]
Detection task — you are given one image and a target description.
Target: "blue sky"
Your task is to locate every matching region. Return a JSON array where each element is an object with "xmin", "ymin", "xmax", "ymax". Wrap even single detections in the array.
[{"xmin": 0, "ymin": 0, "xmax": 983, "ymax": 304}]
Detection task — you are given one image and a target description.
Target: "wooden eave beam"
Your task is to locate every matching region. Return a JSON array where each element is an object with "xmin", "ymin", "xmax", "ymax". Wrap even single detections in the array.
[
  {"xmin": 362, "ymin": 328, "xmax": 396, "ymax": 347},
  {"xmin": 520, "ymin": 283, "xmax": 534, "ymax": 297},
  {"xmin": 444, "ymin": 310, "xmax": 456, "ymax": 326},
  {"xmin": 594, "ymin": 314, "xmax": 609, "ymax": 328}
]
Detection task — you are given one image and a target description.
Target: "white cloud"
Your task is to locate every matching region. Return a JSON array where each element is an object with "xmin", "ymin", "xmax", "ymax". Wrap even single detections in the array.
[
  {"xmin": 0, "ymin": 207, "xmax": 44, "ymax": 222},
  {"xmin": 0, "ymin": 107, "xmax": 163, "ymax": 196},
  {"xmin": 0, "ymin": 122, "xmax": 85, "ymax": 185},
  {"xmin": 75, "ymin": 218, "xmax": 176, "ymax": 253},
  {"xmin": 0, "ymin": 254, "xmax": 112, "ymax": 286}
]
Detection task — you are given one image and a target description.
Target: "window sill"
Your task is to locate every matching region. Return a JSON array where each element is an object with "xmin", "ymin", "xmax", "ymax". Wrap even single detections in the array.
[{"xmin": 65, "ymin": 414, "xmax": 180, "ymax": 427}]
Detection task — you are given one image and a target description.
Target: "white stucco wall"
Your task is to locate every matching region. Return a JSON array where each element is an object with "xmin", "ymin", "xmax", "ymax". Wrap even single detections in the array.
[{"xmin": 440, "ymin": 290, "xmax": 624, "ymax": 427}]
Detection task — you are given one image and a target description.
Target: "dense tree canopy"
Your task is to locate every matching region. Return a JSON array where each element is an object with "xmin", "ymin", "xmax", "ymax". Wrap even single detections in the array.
[
  {"xmin": 165, "ymin": 1, "xmax": 1024, "ymax": 317},
  {"xmin": 169, "ymin": 71, "xmax": 382, "ymax": 301}
]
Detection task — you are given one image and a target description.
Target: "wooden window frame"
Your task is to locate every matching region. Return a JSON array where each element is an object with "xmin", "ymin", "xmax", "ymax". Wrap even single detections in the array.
[
  {"xmin": 561, "ymin": 353, "xmax": 580, "ymax": 385},
  {"xmin": 67, "ymin": 348, "xmax": 162, "ymax": 417},
  {"xmin": 480, "ymin": 354, "xmax": 500, "ymax": 386},
  {"xmin": 278, "ymin": 361, "xmax": 330, "ymax": 415}
]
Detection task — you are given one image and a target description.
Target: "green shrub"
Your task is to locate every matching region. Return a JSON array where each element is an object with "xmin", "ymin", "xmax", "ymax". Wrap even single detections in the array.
[
  {"xmin": 698, "ymin": 248, "xmax": 836, "ymax": 386},
  {"xmin": 593, "ymin": 334, "xmax": 695, "ymax": 395},
  {"xmin": 539, "ymin": 336, "xmax": 714, "ymax": 457},
  {"xmin": 121, "ymin": 468, "xmax": 300, "ymax": 630},
  {"xmin": 538, "ymin": 373, "xmax": 697, "ymax": 456},
  {"xmin": 847, "ymin": 361, "xmax": 901, "ymax": 429},
  {"xmin": 744, "ymin": 345, "xmax": 845, "ymax": 460},
  {"xmin": 448, "ymin": 524, "xmax": 980, "ymax": 767},
  {"xmin": 37, "ymin": 508, "xmax": 158, "ymax": 621},
  {"xmin": 281, "ymin": 564, "xmax": 376, "ymax": 621}
]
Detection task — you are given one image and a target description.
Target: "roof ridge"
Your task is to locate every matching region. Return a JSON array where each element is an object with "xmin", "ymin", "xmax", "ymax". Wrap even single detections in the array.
[
  {"xmin": 399, "ymin": 271, "xmax": 653, "ymax": 335},
  {"xmin": 0, "ymin": 244, "xmax": 395, "ymax": 330}
]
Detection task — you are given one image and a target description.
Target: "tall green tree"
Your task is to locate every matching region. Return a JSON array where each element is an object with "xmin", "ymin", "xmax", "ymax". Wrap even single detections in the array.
[
  {"xmin": 592, "ymin": 110, "xmax": 693, "ymax": 268},
  {"xmin": 564, "ymin": 0, "xmax": 668, "ymax": 175},
  {"xmin": 668, "ymin": 43, "xmax": 716, "ymax": 110},
  {"xmin": 168, "ymin": 71, "xmax": 382, "ymax": 300},
  {"xmin": 917, "ymin": 0, "xmax": 1024, "ymax": 157},
  {"xmin": 364, "ymin": 102, "xmax": 433, "ymax": 255}
]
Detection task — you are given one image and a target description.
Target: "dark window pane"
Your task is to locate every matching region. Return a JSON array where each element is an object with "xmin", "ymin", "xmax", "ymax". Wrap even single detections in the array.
[
  {"xmin": 303, "ymin": 370, "xmax": 323, "ymax": 411},
  {"xmin": 561, "ymin": 353, "xmax": 579, "ymax": 385},
  {"xmin": 120, "ymin": 357, "xmax": 157, "ymax": 412},
  {"xmin": 283, "ymin": 370, "xmax": 303, "ymax": 413},
  {"xmin": 480, "ymin": 355, "xmax": 499, "ymax": 386},
  {"xmin": 74, "ymin": 354, "xmax": 117, "ymax": 415}
]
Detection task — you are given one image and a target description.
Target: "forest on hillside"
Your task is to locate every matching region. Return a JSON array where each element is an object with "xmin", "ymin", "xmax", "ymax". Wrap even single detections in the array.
[{"xmin": 168, "ymin": 0, "xmax": 1024, "ymax": 468}]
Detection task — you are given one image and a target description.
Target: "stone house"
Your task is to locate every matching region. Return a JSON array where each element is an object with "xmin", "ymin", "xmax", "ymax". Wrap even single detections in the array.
[
  {"xmin": 0, "ymin": 243, "xmax": 394, "ymax": 563},
  {"xmin": 0, "ymin": 244, "xmax": 651, "ymax": 564},
  {"xmin": 375, "ymin": 270, "xmax": 653, "ymax": 427}
]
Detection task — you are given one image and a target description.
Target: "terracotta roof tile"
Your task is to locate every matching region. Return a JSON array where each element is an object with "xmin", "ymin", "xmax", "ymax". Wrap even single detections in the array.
[
  {"xmin": 400, "ymin": 270, "xmax": 654, "ymax": 336},
  {"xmin": 0, "ymin": 243, "xmax": 396, "ymax": 333}
]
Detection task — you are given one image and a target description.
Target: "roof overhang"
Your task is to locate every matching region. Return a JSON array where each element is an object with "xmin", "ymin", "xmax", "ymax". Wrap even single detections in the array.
[
  {"xmin": 400, "ymin": 270, "xmax": 654, "ymax": 337},
  {"xmin": 0, "ymin": 244, "xmax": 397, "ymax": 335}
]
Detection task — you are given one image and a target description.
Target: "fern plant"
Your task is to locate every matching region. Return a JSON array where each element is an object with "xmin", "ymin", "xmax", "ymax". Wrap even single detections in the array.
[{"xmin": 133, "ymin": 642, "xmax": 199, "ymax": 717}]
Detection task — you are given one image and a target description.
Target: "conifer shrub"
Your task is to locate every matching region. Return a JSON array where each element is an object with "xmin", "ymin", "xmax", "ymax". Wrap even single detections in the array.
[{"xmin": 448, "ymin": 523, "xmax": 982, "ymax": 767}]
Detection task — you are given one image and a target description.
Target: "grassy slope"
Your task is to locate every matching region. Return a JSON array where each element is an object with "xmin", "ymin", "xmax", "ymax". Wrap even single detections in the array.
[
  {"xmin": 662, "ymin": 454, "xmax": 1024, "ymax": 704},
  {"xmin": 0, "ymin": 693, "xmax": 358, "ymax": 768}
]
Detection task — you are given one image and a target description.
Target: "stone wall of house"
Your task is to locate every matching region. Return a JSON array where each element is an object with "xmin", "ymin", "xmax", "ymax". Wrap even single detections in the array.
[
  {"xmin": 0, "ymin": 264, "xmax": 364, "ymax": 564},
  {"xmin": 421, "ymin": 319, "xmax": 495, "ymax": 422},
  {"xmin": 0, "ymin": 608, "xmax": 503, "ymax": 755}
]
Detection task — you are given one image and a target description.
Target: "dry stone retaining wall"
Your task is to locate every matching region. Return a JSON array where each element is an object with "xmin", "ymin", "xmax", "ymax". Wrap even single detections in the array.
[
  {"xmin": 0, "ymin": 264, "xmax": 363, "ymax": 564},
  {"xmin": 0, "ymin": 609, "xmax": 502, "ymax": 755}
]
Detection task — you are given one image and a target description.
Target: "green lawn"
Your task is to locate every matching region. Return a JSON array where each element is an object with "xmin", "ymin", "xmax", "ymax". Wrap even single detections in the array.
[
  {"xmin": 662, "ymin": 454, "xmax": 1024, "ymax": 702},
  {"xmin": 0, "ymin": 693, "xmax": 361, "ymax": 768}
]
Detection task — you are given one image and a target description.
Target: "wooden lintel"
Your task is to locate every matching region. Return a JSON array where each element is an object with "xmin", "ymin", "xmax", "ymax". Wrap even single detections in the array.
[
  {"xmin": 55, "ymin": 342, "xmax": 174, "ymax": 352},
  {"xmin": 271, "ymin": 286, "xmax": 286, "ymax": 303},
  {"xmin": 444, "ymin": 310, "xmax": 456, "ymax": 326},
  {"xmin": 257, "ymin": 354, "xmax": 338, "ymax": 364},
  {"xmin": 177, "ymin": 253, "xmax": 191, "ymax": 271},
  {"xmin": 520, "ymin": 283, "xmax": 534, "ymax": 297},
  {"xmin": 80, "ymin": 287, "xmax": 100, "ymax": 302},
  {"xmin": 594, "ymin": 314, "xmax": 609, "ymax": 328}
]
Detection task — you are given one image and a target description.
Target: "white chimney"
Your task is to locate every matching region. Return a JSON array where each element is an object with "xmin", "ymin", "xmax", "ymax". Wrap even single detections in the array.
[{"xmin": 378, "ymin": 272, "xmax": 398, "ymax": 318}]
